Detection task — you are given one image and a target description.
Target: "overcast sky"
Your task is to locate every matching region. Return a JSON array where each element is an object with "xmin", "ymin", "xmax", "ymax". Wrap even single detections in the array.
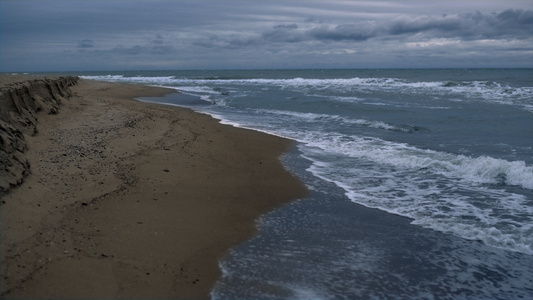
[{"xmin": 1, "ymin": 0, "xmax": 532, "ymax": 72}]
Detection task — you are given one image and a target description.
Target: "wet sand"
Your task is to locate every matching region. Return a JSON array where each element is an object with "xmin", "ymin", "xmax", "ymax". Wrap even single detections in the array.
[{"xmin": 0, "ymin": 76, "xmax": 307, "ymax": 299}]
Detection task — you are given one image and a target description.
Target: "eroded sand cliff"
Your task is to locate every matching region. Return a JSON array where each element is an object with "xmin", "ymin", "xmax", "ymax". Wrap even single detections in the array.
[{"xmin": 0, "ymin": 76, "xmax": 79, "ymax": 195}]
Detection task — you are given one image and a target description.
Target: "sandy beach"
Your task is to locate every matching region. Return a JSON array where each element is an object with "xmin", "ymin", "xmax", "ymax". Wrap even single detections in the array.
[{"xmin": 0, "ymin": 76, "xmax": 307, "ymax": 299}]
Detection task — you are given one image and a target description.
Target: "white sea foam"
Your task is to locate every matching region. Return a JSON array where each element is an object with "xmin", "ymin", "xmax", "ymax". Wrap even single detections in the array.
[
  {"xmin": 241, "ymin": 127, "xmax": 532, "ymax": 254},
  {"xmin": 294, "ymin": 132, "xmax": 533, "ymax": 189},
  {"xmin": 176, "ymin": 85, "xmax": 219, "ymax": 94},
  {"xmin": 257, "ymin": 109, "xmax": 414, "ymax": 133},
  {"xmin": 81, "ymin": 75, "xmax": 176, "ymax": 85},
  {"xmin": 300, "ymin": 145, "xmax": 533, "ymax": 254},
  {"xmin": 81, "ymin": 75, "xmax": 533, "ymax": 111}
]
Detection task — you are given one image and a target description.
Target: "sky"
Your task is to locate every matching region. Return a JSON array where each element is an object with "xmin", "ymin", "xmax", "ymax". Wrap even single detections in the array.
[{"xmin": 1, "ymin": 0, "xmax": 532, "ymax": 72}]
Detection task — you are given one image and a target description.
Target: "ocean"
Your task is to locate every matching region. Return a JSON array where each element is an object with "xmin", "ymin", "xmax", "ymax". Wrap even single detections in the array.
[{"xmin": 79, "ymin": 69, "xmax": 532, "ymax": 299}]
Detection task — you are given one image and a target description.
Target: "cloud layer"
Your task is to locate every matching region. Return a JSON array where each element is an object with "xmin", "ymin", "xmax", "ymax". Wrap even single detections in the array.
[
  {"xmin": 193, "ymin": 9, "xmax": 532, "ymax": 47},
  {"xmin": 1, "ymin": 1, "xmax": 531, "ymax": 71}
]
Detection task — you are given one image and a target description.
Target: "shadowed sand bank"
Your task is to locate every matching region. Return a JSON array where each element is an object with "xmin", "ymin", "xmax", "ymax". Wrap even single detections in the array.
[{"xmin": 0, "ymin": 76, "xmax": 307, "ymax": 299}]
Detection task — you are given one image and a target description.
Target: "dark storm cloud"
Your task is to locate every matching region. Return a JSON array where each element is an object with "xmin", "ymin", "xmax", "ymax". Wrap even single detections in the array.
[
  {"xmin": 107, "ymin": 44, "xmax": 176, "ymax": 56},
  {"xmin": 190, "ymin": 9, "xmax": 533, "ymax": 47},
  {"xmin": 274, "ymin": 24, "xmax": 299, "ymax": 29},
  {"xmin": 77, "ymin": 39, "xmax": 95, "ymax": 49},
  {"xmin": 151, "ymin": 36, "xmax": 164, "ymax": 46},
  {"xmin": 262, "ymin": 24, "xmax": 306, "ymax": 43},
  {"xmin": 388, "ymin": 9, "xmax": 533, "ymax": 40},
  {"xmin": 276, "ymin": 9, "xmax": 532, "ymax": 43},
  {"xmin": 190, "ymin": 22, "xmax": 378, "ymax": 47},
  {"xmin": 307, "ymin": 23, "xmax": 378, "ymax": 42}
]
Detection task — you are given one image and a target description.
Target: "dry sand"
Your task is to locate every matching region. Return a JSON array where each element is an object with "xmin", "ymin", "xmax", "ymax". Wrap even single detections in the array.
[{"xmin": 0, "ymin": 77, "xmax": 307, "ymax": 299}]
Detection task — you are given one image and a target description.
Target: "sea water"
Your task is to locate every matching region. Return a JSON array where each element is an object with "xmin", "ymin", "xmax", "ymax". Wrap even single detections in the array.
[{"xmin": 79, "ymin": 69, "xmax": 532, "ymax": 299}]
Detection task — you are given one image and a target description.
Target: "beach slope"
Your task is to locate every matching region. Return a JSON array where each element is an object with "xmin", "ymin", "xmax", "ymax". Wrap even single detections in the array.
[{"xmin": 0, "ymin": 76, "xmax": 307, "ymax": 299}]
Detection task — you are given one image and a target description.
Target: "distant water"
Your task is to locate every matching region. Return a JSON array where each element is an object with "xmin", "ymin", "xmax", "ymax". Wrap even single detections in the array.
[{"xmin": 79, "ymin": 69, "xmax": 532, "ymax": 299}]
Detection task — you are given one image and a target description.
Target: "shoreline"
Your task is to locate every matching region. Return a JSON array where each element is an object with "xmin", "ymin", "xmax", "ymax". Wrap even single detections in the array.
[{"xmin": 0, "ymin": 76, "xmax": 307, "ymax": 298}]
